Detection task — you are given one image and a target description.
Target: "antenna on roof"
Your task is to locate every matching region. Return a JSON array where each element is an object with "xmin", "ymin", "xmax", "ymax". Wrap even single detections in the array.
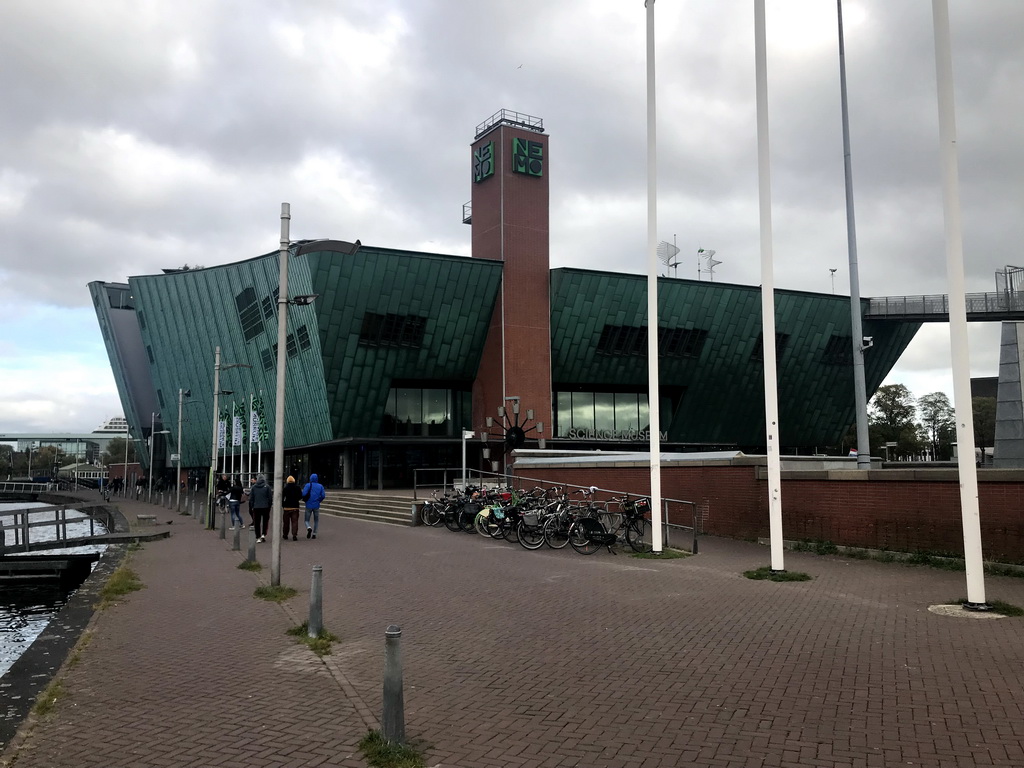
[
  {"xmin": 697, "ymin": 248, "xmax": 722, "ymax": 281},
  {"xmin": 657, "ymin": 236, "xmax": 681, "ymax": 277}
]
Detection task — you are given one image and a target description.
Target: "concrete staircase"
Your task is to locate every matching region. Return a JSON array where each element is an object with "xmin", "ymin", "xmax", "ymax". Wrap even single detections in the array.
[{"xmin": 318, "ymin": 492, "xmax": 417, "ymax": 527}]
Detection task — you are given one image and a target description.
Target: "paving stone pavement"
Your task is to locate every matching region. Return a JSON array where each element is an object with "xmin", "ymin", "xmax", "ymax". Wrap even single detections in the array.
[{"xmin": 4, "ymin": 493, "xmax": 1024, "ymax": 767}]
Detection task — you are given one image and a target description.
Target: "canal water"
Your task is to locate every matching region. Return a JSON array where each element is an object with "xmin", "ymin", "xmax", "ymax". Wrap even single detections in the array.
[{"xmin": 1, "ymin": 502, "xmax": 108, "ymax": 678}]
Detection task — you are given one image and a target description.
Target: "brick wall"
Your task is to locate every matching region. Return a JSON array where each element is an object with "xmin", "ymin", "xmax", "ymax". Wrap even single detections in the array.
[{"xmin": 512, "ymin": 462, "xmax": 1024, "ymax": 563}]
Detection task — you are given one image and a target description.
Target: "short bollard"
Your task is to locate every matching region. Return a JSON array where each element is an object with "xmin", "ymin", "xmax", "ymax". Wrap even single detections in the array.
[
  {"xmin": 247, "ymin": 528, "xmax": 257, "ymax": 562},
  {"xmin": 232, "ymin": 525, "xmax": 241, "ymax": 551},
  {"xmin": 309, "ymin": 565, "xmax": 323, "ymax": 638},
  {"xmin": 410, "ymin": 502, "xmax": 420, "ymax": 527},
  {"xmin": 382, "ymin": 625, "xmax": 405, "ymax": 744},
  {"xmin": 219, "ymin": 505, "xmax": 227, "ymax": 539}
]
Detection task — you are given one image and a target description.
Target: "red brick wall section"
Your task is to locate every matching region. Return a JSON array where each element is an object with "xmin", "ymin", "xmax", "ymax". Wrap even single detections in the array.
[{"xmin": 513, "ymin": 464, "xmax": 1024, "ymax": 563}]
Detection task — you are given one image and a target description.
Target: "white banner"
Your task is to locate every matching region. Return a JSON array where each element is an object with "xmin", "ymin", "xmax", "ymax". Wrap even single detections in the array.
[
  {"xmin": 217, "ymin": 420, "xmax": 226, "ymax": 449},
  {"xmin": 250, "ymin": 407, "xmax": 259, "ymax": 443},
  {"xmin": 232, "ymin": 415, "xmax": 242, "ymax": 447}
]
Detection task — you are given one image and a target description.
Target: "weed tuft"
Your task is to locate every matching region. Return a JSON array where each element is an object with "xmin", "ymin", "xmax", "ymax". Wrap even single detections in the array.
[
  {"xmin": 287, "ymin": 621, "xmax": 340, "ymax": 656},
  {"xmin": 744, "ymin": 566, "xmax": 812, "ymax": 582},
  {"xmin": 32, "ymin": 679, "xmax": 66, "ymax": 718},
  {"xmin": 238, "ymin": 560, "xmax": 262, "ymax": 572},
  {"xmin": 359, "ymin": 730, "xmax": 426, "ymax": 768},
  {"xmin": 949, "ymin": 598, "xmax": 1024, "ymax": 617},
  {"xmin": 100, "ymin": 566, "xmax": 143, "ymax": 608},
  {"xmin": 254, "ymin": 585, "xmax": 297, "ymax": 602}
]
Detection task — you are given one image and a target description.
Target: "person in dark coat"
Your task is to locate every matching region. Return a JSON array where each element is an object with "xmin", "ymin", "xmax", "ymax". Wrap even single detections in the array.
[
  {"xmin": 248, "ymin": 474, "xmax": 273, "ymax": 542},
  {"xmin": 282, "ymin": 475, "xmax": 302, "ymax": 541}
]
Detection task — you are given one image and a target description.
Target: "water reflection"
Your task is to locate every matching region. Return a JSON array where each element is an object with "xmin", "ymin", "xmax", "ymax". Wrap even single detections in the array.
[{"xmin": 1, "ymin": 502, "xmax": 107, "ymax": 678}]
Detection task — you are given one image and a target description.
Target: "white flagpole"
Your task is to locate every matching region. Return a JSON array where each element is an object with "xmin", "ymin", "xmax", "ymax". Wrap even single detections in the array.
[
  {"xmin": 248, "ymin": 393, "xmax": 253, "ymax": 482},
  {"xmin": 755, "ymin": 0, "xmax": 785, "ymax": 571},
  {"xmin": 645, "ymin": 0, "xmax": 663, "ymax": 554},
  {"xmin": 932, "ymin": 0, "xmax": 987, "ymax": 608}
]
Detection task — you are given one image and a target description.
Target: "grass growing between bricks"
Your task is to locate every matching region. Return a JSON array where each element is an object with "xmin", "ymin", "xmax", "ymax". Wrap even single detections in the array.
[
  {"xmin": 359, "ymin": 730, "xmax": 426, "ymax": 768},
  {"xmin": 238, "ymin": 560, "xmax": 262, "ymax": 572},
  {"xmin": 632, "ymin": 548, "xmax": 690, "ymax": 559},
  {"xmin": 32, "ymin": 678, "xmax": 66, "ymax": 718},
  {"xmin": 744, "ymin": 566, "xmax": 812, "ymax": 582},
  {"xmin": 254, "ymin": 585, "xmax": 297, "ymax": 602},
  {"xmin": 794, "ymin": 539, "xmax": 1024, "ymax": 578},
  {"xmin": 949, "ymin": 598, "xmax": 1024, "ymax": 616},
  {"xmin": 286, "ymin": 621, "xmax": 340, "ymax": 656},
  {"xmin": 99, "ymin": 566, "xmax": 143, "ymax": 608}
]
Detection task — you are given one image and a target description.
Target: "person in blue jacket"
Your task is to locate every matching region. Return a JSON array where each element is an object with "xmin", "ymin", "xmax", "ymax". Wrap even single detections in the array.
[{"xmin": 302, "ymin": 473, "xmax": 326, "ymax": 539}]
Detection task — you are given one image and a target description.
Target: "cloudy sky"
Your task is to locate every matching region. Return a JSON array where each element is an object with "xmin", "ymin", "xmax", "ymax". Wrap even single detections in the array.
[{"xmin": 0, "ymin": 0, "xmax": 1020, "ymax": 435}]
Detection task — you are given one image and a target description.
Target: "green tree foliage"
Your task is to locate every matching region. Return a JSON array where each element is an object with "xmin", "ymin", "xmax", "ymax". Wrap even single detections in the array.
[
  {"xmin": 918, "ymin": 391, "xmax": 955, "ymax": 460},
  {"xmin": 869, "ymin": 383, "xmax": 924, "ymax": 459},
  {"xmin": 101, "ymin": 437, "xmax": 137, "ymax": 466}
]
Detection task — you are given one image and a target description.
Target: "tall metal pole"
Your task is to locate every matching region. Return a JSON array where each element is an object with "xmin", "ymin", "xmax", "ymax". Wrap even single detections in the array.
[
  {"xmin": 208, "ymin": 346, "xmax": 222, "ymax": 527},
  {"xmin": 176, "ymin": 388, "xmax": 185, "ymax": 513},
  {"xmin": 645, "ymin": 0, "xmax": 663, "ymax": 554},
  {"xmin": 148, "ymin": 412, "xmax": 155, "ymax": 501},
  {"xmin": 755, "ymin": 0, "xmax": 785, "ymax": 571},
  {"xmin": 123, "ymin": 426, "xmax": 130, "ymax": 494},
  {"xmin": 932, "ymin": 0, "xmax": 987, "ymax": 608},
  {"xmin": 271, "ymin": 203, "xmax": 291, "ymax": 587},
  {"xmin": 837, "ymin": 0, "xmax": 871, "ymax": 470}
]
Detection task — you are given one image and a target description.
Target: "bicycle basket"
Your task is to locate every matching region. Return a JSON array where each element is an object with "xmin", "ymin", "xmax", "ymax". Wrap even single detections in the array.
[
  {"xmin": 634, "ymin": 498, "xmax": 651, "ymax": 516},
  {"xmin": 522, "ymin": 511, "xmax": 540, "ymax": 527}
]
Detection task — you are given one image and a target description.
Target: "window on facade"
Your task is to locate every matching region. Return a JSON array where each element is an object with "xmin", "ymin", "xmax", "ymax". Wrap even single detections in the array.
[
  {"xmin": 750, "ymin": 332, "xmax": 791, "ymax": 362},
  {"xmin": 555, "ymin": 391, "xmax": 662, "ymax": 438},
  {"xmin": 379, "ymin": 387, "xmax": 470, "ymax": 437},
  {"xmin": 106, "ymin": 287, "xmax": 135, "ymax": 310},
  {"xmin": 260, "ymin": 348, "xmax": 275, "ymax": 371},
  {"xmin": 146, "ymin": 345, "xmax": 154, "ymax": 363},
  {"xmin": 235, "ymin": 287, "xmax": 264, "ymax": 342},
  {"xmin": 297, "ymin": 325, "xmax": 312, "ymax": 351},
  {"xmin": 286, "ymin": 332, "xmax": 298, "ymax": 358},
  {"xmin": 137, "ymin": 310, "xmax": 146, "ymax": 330},
  {"xmin": 359, "ymin": 312, "xmax": 427, "ymax": 348},
  {"xmin": 158, "ymin": 389, "xmax": 165, "ymax": 408},
  {"xmin": 261, "ymin": 296, "xmax": 275, "ymax": 320},
  {"xmin": 821, "ymin": 335, "xmax": 853, "ymax": 365},
  {"xmin": 597, "ymin": 324, "xmax": 708, "ymax": 358}
]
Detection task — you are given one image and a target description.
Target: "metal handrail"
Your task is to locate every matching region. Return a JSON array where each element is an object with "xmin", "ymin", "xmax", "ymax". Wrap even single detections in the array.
[
  {"xmin": 474, "ymin": 108, "xmax": 544, "ymax": 139},
  {"xmin": 865, "ymin": 291, "xmax": 1024, "ymax": 318},
  {"xmin": 413, "ymin": 466, "xmax": 699, "ymax": 553}
]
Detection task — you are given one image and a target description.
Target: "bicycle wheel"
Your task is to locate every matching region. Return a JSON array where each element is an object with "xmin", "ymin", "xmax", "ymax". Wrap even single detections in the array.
[
  {"xmin": 543, "ymin": 515, "xmax": 570, "ymax": 549},
  {"xmin": 568, "ymin": 520, "xmax": 601, "ymax": 555},
  {"xmin": 474, "ymin": 509, "xmax": 497, "ymax": 537},
  {"xmin": 459, "ymin": 507, "xmax": 479, "ymax": 533},
  {"xmin": 518, "ymin": 520, "xmax": 546, "ymax": 550},
  {"xmin": 420, "ymin": 502, "xmax": 442, "ymax": 527},
  {"xmin": 443, "ymin": 504, "xmax": 463, "ymax": 532},
  {"xmin": 598, "ymin": 508, "xmax": 622, "ymax": 540},
  {"xmin": 626, "ymin": 519, "xmax": 653, "ymax": 553}
]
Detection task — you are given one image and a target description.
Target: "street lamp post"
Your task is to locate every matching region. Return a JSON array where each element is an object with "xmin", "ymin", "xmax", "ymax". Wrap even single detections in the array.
[
  {"xmin": 461, "ymin": 430, "xmax": 474, "ymax": 492},
  {"xmin": 176, "ymin": 388, "xmax": 191, "ymax": 512},
  {"xmin": 123, "ymin": 427, "xmax": 130, "ymax": 496},
  {"xmin": 149, "ymin": 424, "xmax": 170, "ymax": 502},
  {"xmin": 269, "ymin": 202, "xmax": 359, "ymax": 586}
]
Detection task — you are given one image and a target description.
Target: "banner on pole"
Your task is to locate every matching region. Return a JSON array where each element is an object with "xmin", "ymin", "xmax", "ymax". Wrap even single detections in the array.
[
  {"xmin": 251, "ymin": 395, "xmax": 269, "ymax": 443},
  {"xmin": 232, "ymin": 402, "xmax": 244, "ymax": 447},
  {"xmin": 217, "ymin": 408, "xmax": 229, "ymax": 450}
]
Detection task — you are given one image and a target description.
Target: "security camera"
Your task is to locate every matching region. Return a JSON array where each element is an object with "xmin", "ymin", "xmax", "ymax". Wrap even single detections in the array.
[{"xmin": 862, "ymin": 336, "xmax": 874, "ymax": 350}]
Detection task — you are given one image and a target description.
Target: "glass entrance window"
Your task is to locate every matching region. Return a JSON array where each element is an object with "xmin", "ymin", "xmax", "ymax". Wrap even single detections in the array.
[
  {"xmin": 380, "ymin": 387, "xmax": 470, "ymax": 437},
  {"xmin": 555, "ymin": 391, "xmax": 659, "ymax": 438}
]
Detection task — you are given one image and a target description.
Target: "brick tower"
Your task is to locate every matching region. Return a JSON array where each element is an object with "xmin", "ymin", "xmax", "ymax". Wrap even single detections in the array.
[{"xmin": 469, "ymin": 110, "xmax": 552, "ymax": 457}]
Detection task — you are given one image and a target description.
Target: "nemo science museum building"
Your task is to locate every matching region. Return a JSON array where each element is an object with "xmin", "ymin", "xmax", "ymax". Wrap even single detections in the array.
[{"xmin": 90, "ymin": 110, "xmax": 920, "ymax": 490}]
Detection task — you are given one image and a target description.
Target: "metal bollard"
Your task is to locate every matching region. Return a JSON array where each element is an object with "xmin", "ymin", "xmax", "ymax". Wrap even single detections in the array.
[
  {"xmin": 410, "ymin": 503, "xmax": 421, "ymax": 527},
  {"xmin": 219, "ymin": 504, "xmax": 227, "ymax": 539},
  {"xmin": 247, "ymin": 528, "xmax": 257, "ymax": 562},
  {"xmin": 381, "ymin": 625, "xmax": 405, "ymax": 744},
  {"xmin": 309, "ymin": 565, "xmax": 323, "ymax": 638},
  {"xmin": 232, "ymin": 525, "xmax": 241, "ymax": 551}
]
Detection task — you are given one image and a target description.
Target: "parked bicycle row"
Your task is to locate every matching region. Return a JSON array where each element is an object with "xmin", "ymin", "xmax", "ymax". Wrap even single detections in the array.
[{"xmin": 418, "ymin": 484, "xmax": 654, "ymax": 555}]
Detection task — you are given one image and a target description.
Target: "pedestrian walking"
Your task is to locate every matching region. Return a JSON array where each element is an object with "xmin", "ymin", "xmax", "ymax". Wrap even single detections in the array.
[
  {"xmin": 282, "ymin": 475, "xmax": 302, "ymax": 541},
  {"xmin": 248, "ymin": 474, "xmax": 272, "ymax": 542},
  {"xmin": 302, "ymin": 473, "xmax": 326, "ymax": 539},
  {"xmin": 227, "ymin": 476, "xmax": 246, "ymax": 529}
]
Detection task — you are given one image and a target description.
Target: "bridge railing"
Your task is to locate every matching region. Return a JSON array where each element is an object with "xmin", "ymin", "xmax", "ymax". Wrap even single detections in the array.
[{"xmin": 866, "ymin": 291, "xmax": 1024, "ymax": 318}]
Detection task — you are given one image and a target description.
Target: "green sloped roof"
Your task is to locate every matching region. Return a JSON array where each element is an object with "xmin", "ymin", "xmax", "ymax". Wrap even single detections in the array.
[
  {"xmin": 550, "ymin": 268, "xmax": 920, "ymax": 448},
  {"xmin": 307, "ymin": 246, "xmax": 503, "ymax": 437},
  {"xmin": 130, "ymin": 253, "xmax": 333, "ymax": 467}
]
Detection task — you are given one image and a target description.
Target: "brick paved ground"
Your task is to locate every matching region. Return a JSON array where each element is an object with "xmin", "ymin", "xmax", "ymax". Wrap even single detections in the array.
[{"xmin": 4, "ymin": 493, "xmax": 1024, "ymax": 767}]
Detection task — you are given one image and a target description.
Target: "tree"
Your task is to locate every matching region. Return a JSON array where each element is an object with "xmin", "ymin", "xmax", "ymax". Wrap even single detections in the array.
[
  {"xmin": 101, "ymin": 437, "xmax": 137, "ymax": 466},
  {"xmin": 973, "ymin": 396, "xmax": 997, "ymax": 464},
  {"xmin": 869, "ymin": 383, "xmax": 924, "ymax": 460},
  {"xmin": 918, "ymin": 391, "xmax": 955, "ymax": 460}
]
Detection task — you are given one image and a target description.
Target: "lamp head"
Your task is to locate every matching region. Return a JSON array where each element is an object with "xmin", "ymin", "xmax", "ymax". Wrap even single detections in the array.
[{"xmin": 290, "ymin": 294, "xmax": 319, "ymax": 306}]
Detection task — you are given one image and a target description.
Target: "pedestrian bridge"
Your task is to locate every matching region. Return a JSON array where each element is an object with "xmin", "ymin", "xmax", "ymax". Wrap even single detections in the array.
[{"xmin": 865, "ymin": 292, "xmax": 1024, "ymax": 322}]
